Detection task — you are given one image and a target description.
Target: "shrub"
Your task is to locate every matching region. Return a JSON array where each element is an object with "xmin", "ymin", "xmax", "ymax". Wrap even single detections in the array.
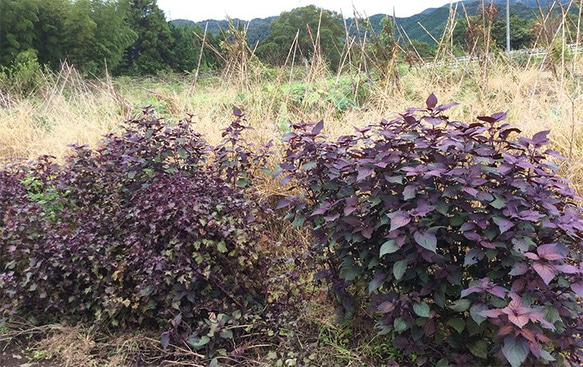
[
  {"xmin": 279, "ymin": 94, "xmax": 583, "ymax": 366},
  {"xmin": 213, "ymin": 106, "xmax": 273, "ymax": 189},
  {"xmin": 0, "ymin": 108, "xmax": 273, "ymax": 362},
  {"xmin": 0, "ymin": 49, "xmax": 46, "ymax": 96}
]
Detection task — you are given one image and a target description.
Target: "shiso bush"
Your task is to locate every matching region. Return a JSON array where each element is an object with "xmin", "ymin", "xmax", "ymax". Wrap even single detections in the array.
[
  {"xmin": 2, "ymin": 96, "xmax": 583, "ymax": 366},
  {"xmin": 279, "ymin": 94, "xmax": 583, "ymax": 366},
  {"xmin": 0, "ymin": 107, "xmax": 276, "ymax": 361}
]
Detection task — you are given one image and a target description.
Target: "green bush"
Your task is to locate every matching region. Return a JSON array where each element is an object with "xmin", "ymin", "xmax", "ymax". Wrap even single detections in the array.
[{"xmin": 0, "ymin": 49, "xmax": 46, "ymax": 96}]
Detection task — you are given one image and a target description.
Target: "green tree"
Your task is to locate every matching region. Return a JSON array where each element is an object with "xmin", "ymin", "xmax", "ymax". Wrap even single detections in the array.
[
  {"xmin": 256, "ymin": 5, "xmax": 344, "ymax": 69},
  {"xmin": 491, "ymin": 14, "xmax": 534, "ymax": 50},
  {"xmin": 168, "ymin": 23, "xmax": 223, "ymax": 73},
  {"xmin": 168, "ymin": 24, "xmax": 202, "ymax": 73},
  {"xmin": 33, "ymin": 0, "xmax": 68, "ymax": 69},
  {"xmin": 118, "ymin": 0, "xmax": 175, "ymax": 75},
  {"xmin": 62, "ymin": 0, "xmax": 137, "ymax": 75},
  {"xmin": 89, "ymin": 0, "xmax": 137, "ymax": 73},
  {"xmin": 0, "ymin": 49, "xmax": 45, "ymax": 96},
  {"xmin": 245, "ymin": 17, "xmax": 273, "ymax": 48},
  {"xmin": 1, "ymin": 0, "xmax": 137, "ymax": 75},
  {"xmin": 62, "ymin": 0, "xmax": 97, "ymax": 72},
  {"xmin": 402, "ymin": 40, "xmax": 435, "ymax": 59},
  {"xmin": 452, "ymin": 3, "xmax": 499, "ymax": 56},
  {"xmin": 0, "ymin": 0, "xmax": 39, "ymax": 66}
]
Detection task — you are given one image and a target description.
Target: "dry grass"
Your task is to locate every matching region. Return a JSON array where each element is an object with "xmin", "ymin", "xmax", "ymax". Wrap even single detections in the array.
[
  {"xmin": 3, "ymin": 53, "xmax": 583, "ymax": 193},
  {"xmin": 0, "ymin": 65, "xmax": 129, "ymax": 160},
  {"xmin": 0, "ymin": 315, "xmax": 243, "ymax": 366},
  {"xmin": 0, "ymin": 320, "xmax": 195, "ymax": 366}
]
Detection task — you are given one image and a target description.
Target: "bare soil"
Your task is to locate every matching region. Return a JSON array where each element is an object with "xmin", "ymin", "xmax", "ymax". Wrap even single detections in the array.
[{"xmin": 0, "ymin": 341, "xmax": 56, "ymax": 367}]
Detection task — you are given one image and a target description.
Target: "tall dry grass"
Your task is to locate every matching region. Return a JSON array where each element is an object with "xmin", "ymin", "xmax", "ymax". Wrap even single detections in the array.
[{"xmin": 0, "ymin": 63, "xmax": 130, "ymax": 159}]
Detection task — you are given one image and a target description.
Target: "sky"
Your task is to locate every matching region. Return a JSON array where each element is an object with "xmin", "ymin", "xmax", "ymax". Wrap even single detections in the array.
[{"xmin": 157, "ymin": 0, "xmax": 455, "ymax": 22}]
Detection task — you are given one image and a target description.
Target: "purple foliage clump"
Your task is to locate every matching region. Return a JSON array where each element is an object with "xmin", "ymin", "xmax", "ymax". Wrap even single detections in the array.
[
  {"xmin": 279, "ymin": 94, "xmax": 583, "ymax": 366},
  {"xmin": 0, "ymin": 107, "xmax": 273, "ymax": 360}
]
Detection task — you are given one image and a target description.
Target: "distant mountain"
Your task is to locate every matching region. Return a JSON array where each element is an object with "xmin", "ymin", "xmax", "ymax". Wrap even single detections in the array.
[
  {"xmin": 489, "ymin": 0, "xmax": 570, "ymax": 7},
  {"xmin": 169, "ymin": 0, "xmax": 577, "ymax": 47},
  {"xmin": 393, "ymin": 0, "xmax": 539, "ymax": 44},
  {"xmin": 170, "ymin": 17, "xmax": 276, "ymax": 48}
]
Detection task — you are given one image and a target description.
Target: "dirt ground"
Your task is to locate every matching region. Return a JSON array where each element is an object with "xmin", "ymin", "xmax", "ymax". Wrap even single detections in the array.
[{"xmin": 0, "ymin": 341, "xmax": 56, "ymax": 367}]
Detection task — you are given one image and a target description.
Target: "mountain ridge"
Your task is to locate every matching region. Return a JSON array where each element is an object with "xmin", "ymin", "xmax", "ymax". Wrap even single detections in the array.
[{"xmin": 170, "ymin": 0, "xmax": 575, "ymax": 46}]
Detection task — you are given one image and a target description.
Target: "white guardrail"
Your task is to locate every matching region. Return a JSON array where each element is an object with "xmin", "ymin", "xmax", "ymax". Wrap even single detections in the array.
[{"xmin": 422, "ymin": 43, "xmax": 583, "ymax": 68}]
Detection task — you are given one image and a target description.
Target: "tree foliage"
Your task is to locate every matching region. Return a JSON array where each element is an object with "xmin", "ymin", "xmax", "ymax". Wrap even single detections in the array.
[
  {"xmin": 0, "ymin": 0, "xmax": 39, "ymax": 67},
  {"xmin": 402, "ymin": 40, "xmax": 435, "ymax": 59},
  {"xmin": 256, "ymin": 5, "xmax": 344, "ymax": 69},
  {"xmin": 491, "ymin": 14, "xmax": 534, "ymax": 50},
  {"xmin": 0, "ymin": 0, "xmax": 137, "ymax": 75},
  {"xmin": 118, "ymin": 0, "xmax": 174, "ymax": 74},
  {"xmin": 169, "ymin": 23, "xmax": 223, "ymax": 73},
  {"xmin": 452, "ymin": 3, "xmax": 499, "ymax": 55},
  {"xmin": 454, "ymin": 8, "xmax": 536, "ymax": 52},
  {"xmin": 62, "ymin": 0, "xmax": 98, "ymax": 72},
  {"xmin": 89, "ymin": 0, "xmax": 137, "ymax": 73},
  {"xmin": 0, "ymin": 0, "xmax": 221, "ymax": 77},
  {"xmin": 33, "ymin": 0, "xmax": 68, "ymax": 69}
]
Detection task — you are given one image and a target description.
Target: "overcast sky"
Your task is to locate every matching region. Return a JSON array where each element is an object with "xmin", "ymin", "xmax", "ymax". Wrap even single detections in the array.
[{"xmin": 157, "ymin": 0, "xmax": 455, "ymax": 22}]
